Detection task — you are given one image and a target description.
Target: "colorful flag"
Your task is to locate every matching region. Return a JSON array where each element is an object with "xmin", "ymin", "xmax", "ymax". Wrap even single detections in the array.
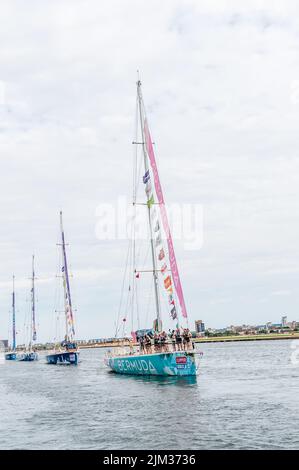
[
  {"xmin": 164, "ymin": 275, "xmax": 172, "ymax": 289},
  {"xmin": 161, "ymin": 263, "xmax": 167, "ymax": 274},
  {"xmin": 167, "ymin": 286, "xmax": 173, "ymax": 294},
  {"xmin": 131, "ymin": 331, "xmax": 137, "ymax": 342},
  {"xmin": 170, "ymin": 306, "xmax": 177, "ymax": 320},
  {"xmin": 158, "ymin": 248, "xmax": 165, "ymax": 261},
  {"xmin": 145, "ymin": 181, "xmax": 152, "ymax": 196},
  {"xmin": 144, "ymin": 119, "xmax": 188, "ymax": 319},
  {"xmin": 155, "ymin": 234, "xmax": 161, "ymax": 247},
  {"xmin": 143, "ymin": 170, "xmax": 150, "ymax": 184},
  {"xmin": 147, "ymin": 195, "xmax": 154, "ymax": 208}
]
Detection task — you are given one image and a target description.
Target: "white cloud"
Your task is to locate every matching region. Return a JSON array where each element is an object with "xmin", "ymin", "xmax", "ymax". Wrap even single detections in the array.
[{"xmin": 1, "ymin": 0, "xmax": 299, "ymax": 341}]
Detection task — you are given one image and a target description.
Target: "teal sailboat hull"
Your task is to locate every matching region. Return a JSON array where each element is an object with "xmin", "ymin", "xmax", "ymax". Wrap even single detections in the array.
[{"xmin": 105, "ymin": 351, "xmax": 198, "ymax": 376}]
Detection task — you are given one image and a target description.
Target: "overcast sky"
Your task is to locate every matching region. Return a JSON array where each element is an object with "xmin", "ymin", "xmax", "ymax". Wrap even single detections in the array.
[{"xmin": 1, "ymin": 0, "xmax": 299, "ymax": 342}]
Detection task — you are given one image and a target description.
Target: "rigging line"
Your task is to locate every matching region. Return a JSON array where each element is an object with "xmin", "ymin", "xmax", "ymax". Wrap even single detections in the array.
[
  {"xmin": 118, "ymin": 239, "xmax": 134, "ymax": 336},
  {"xmin": 140, "ymin": 239, "xmax": 151, "ymax": 273},
  {"xmin": 134, "ymin": 230, "xmax": 146, "ymax": 271},
  {"xmin": 68, "ymin": 261, "xmax": 79, "ymax": 335},
  {"xmin": 133, "ymin": 248, "xmax": 141, "ymax": 331},
  {"xmin": 135, "ymin": 146, "xmax": 144, "ymax": 201},
  {"xmin": 134, "ymin": 238, "xmax": 151, "ymax": 330},
  {"xmin": 130, "ymin": 93, "xmax": 143, "ymax": 335},
  {"xmin": 132, "ymin": 93, "xmax": 138, "ymax": 203},
  {"xmin": 161, "ymin": 279, "xmax": 174, "ymax": 328},
  {"xmin": 115, "ymin": 239, "xmax": 131, "ymax": 337},
  {"xmin": 53, "ymin": 230, "xmax": 63, "ymax": 343},
  {"xmin": 25, "ymin": 291, "xmax": 31, "ymax": 348},
  {"xmin": 144, "ymin": 276, "xmax": 154, "ymax": 328},
  {"xmin": 133, "ymin": 99, "xmax": 144, "ymax": 205},
  {"xmin": 133, "ymin": 145, "xmax": 148, "ymax": 271}
]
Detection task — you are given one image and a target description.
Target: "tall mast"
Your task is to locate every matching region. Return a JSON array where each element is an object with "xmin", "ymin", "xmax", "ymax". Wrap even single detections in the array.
[
  {"xmin": 60, "ymin": 211, "xmax": 75, "ymax": 341},
  {"xmin": 137, "ymin": 80, "xmax": 162, "ymax": 331},
  {"xmin": 12, "ymin": 275, "xmax": 16, "ymax": 351},
  {"xmin": 30, "ymin": 255, "xmax": 37, "ymax": 348}
]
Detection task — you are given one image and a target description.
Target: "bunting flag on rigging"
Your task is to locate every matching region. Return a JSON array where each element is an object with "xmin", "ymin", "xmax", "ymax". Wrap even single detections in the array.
[
  {"xmin": 155, "ymin": 234, "xmax": 161, "ymax": 247},
  {"xmin": 147, "ymin": 195, "xmax": 154, "ymax": 208},
  {"xmin": 144, "ymin": 119, "xmax": 188, "ymax": 319},
  {"xmin": 131, "ymin": 331, "xmax": 137, "ymax": 342},
  {"xmin": 170, "ymin": 306, "xmax": 177, "ymax": 320},
  {"xmin": 145, "ymin": 181, "xmax": 152, "ymax": 197},
  {"xmin": 143, "ymin": 170, "xmax": 150, "ymax": 184},
  {"xmin": 164, "ymin": 275, "xmax": 172, "ymax": 289},
  {"xmin": 161, "ymin": 263, "xmax": 167, "ymax": 274},
  {"xmin": 142, "ymin": 153, "xmax": 179, "ymax": 324}
]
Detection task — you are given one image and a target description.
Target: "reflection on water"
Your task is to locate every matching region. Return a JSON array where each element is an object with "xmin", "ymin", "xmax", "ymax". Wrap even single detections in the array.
[
  {"xmin": 0, "ymin": 340, "xmax": 298, "ymax": 450},
  {"xmin": 107, "ymin": 369, "xmax": 198, "ymax": 387}
]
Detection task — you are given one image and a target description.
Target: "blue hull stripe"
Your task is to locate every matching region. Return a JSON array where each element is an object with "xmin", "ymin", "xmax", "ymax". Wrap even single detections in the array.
[
  {"xmin": 17, "ymin": 352, "xmax": 39, "ymax": 362},
  {"xmin": 106, "ymin": 351, "xmax": 197, "ymax": 376},
  {"xmin": 5, "ymin": 353, "xmax": 17, "ymax": 361},
  {"xmin": 46, "ymin": 351, "xmax": 79, "ymax": 365}
]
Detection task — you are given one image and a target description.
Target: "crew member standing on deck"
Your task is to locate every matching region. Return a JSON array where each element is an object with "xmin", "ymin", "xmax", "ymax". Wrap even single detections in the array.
[
  {"xmin": 171, "ymin": 330, "xmax": 176, "ymax": 351},
  {"xmin": 176, "ymin": 328, "xmax": 183, "ymax": 351}
]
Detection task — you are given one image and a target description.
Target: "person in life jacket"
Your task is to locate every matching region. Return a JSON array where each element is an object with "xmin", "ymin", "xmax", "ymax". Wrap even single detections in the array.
[
  {"xmin": 170, "ymin": 330, "xmax": 176, "ymax": 351},
  {"xmin": 183, "ymin": 328, "xmax": 191, "ymax": 350},
  {"xmin": 154, "ymin": 333, "xmax": 160, "ymax": 352},
  {"xmin": 144, "ymin": 334, "xmax": 152, "ymax": 354},
  {"xmin": 160, "ymin": 331, "xmax": 168, "ymax": 352},
  {"xmin": 175, "ymin": 328, "xmax": 183, "ymax": 351},
  {"xmin": 139, "ymin": 335, "xmax": 145, "ymax": 354}
]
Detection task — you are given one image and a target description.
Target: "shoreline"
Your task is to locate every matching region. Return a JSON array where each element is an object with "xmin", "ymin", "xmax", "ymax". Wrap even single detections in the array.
[
  {"xmin": 79, "ymin": 332, "xmax": 299, "ymax": 348},
  {"xmin": 10, "ymin": 333, "xmax": 299, "ymax": 353},
  {"xmin": 193, "ymin": 333, "xmax": 299, "ymax": 343}
]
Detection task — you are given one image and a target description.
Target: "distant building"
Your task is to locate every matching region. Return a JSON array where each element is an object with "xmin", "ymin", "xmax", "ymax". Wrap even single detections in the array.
[
  {"xmin": 282, "ymin": 316, "xmax": 287, "ymax": 327},
  {"xmin": 289, "ymin": 321, "xmax": 297, "ymax": 330},
  {"xmin": 195, "ymin": 320, "xmax": 205, "ymax": 335}
]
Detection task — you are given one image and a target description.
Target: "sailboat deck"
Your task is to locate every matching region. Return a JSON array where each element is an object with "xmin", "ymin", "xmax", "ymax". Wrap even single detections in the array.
[{"xmin": 107, "ymin": 345, "xmax": 199, "ymax": 359}]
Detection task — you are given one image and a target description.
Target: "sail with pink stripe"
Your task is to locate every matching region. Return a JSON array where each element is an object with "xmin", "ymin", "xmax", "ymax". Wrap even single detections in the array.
[{"xmin": 144, "ymin": 119, "xmax": 188, "ymax": 319}]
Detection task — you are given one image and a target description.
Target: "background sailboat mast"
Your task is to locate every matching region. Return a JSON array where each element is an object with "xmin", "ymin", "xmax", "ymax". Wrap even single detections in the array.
[
  {"xmin": 137, "ymin": 80, "xmax": 162, "ymax": 331},
  {"xmin": 12, "ymin": 275, "xmax": 16, "ymax": 351},
  {"xmin": 31, "ymin": 255, "xmax": 37, "ymax": 348},
  {"xmin": 60, "ymin": 211, "xmax": 74, "ymax": 341}
]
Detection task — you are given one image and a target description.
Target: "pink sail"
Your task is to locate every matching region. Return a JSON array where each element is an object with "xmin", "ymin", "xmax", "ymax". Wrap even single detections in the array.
[{"xmin": 144, "ymin": 120, "xmax": 188, "ymax": 319}]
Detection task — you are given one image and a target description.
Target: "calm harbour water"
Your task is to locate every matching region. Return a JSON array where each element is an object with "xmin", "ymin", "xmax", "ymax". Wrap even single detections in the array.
[{"xmin": 0, "ymin": 340, "xmax": 298, "ymax": 450}]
